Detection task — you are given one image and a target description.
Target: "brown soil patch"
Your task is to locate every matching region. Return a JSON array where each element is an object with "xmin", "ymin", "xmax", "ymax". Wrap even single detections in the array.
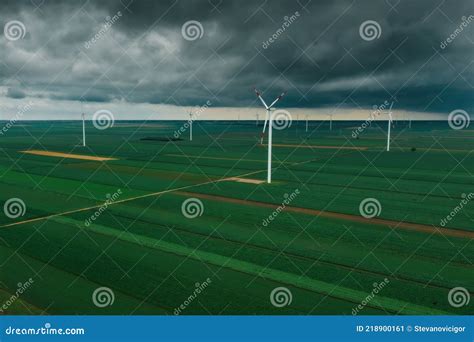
[
  {"xmin": 222, "ymin": 177, "xmax": 265, "ymax": 184},
  {"xmin": 175, "ymin": 191, "xmax": 474, "ymax": 239},
  {"xmin": 21, "ymin": 150, "xmax": 117, "ymax": 161},
  {"xmin": 268, "ymin": 144, "xmax": 367, "ymax": 150}
]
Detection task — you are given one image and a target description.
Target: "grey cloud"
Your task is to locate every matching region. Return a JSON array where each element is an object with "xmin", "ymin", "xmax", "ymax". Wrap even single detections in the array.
[
  {"xmin": 0, "ymin": 0, "xmax": 473, "ymax": 116},
  {"xmin": 6, "ymin": 87, "xmax": 26, "ymax": 99}
]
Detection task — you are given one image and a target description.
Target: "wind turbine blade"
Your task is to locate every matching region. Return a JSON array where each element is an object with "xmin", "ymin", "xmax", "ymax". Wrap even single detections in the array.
[
  {"xmin": 268, "ymin": 91, "xmax": 286, "ymax": 108},
  {"xmin": 254, "ymin": 88, "xmax": 269, "ymax": 109},
  {"xmin": 388, "ymin": 101, "xmax": 394, "ymax": 127},
  {"xmin": 260, "ymin": 110, "xmax": 269, "ymax": 144},
  {"xmin": 388, "ymin": 101, "xmax": 394, "ymax": 121}
]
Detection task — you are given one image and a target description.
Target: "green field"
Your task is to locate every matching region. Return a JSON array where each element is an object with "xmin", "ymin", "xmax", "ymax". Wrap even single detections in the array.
[{"xmin": 0, "ymin": 120, "xmax": 472, "ymax": 315}]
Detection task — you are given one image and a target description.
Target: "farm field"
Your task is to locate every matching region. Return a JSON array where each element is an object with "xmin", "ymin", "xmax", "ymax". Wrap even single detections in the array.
[{"xmin": 0, "ymin": 120, "xmax": 472, "ymax": 315}]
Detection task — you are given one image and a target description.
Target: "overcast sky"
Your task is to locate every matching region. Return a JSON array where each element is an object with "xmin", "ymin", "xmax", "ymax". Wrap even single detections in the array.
[{"xmin": 0, "ymin": 0, "xmax": 472, "ymax": 120}]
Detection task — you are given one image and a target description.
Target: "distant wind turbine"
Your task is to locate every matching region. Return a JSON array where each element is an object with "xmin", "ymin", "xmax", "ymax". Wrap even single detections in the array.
[
  {"xmin": 82, "ymin": 113, "xmax": 86, "ymax": 147},
  {"xmin": 305, "ymin": 114, "xmax": 309, "ymax": 132},
  {"xmin": 254, "ymin": 88, "xmax": 286, "ymax": 183},
  {"xmin": 386, "ymin": 102, "xmax": 394, "ymax": 151},
  {"xmin": 189, "ymin": 111, "xmax": 193, "ymax": 141}
]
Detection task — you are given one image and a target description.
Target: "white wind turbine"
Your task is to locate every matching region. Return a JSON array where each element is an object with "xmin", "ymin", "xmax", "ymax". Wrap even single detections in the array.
[
  {"xmin": 386, "ymin": 101, "xmax": 394, "ymax": 151},
  {"xmin": 328, "ymin": 114, "xmax": 333, "ymax": 131},
  {"xmin": 256, "ymin": 113, "xmax": 259, "ymax": 126},
  {"xmin": 189, "ymin": 111, "xmax": 193, "ymax": 141},
  {"xmin": 82, "ymin": 112, "xmax": 86, "ymax": 147},
  {"xmin": 305, "ymin": 114, "xmax": 309, "ymax": 132},
  {"xmin": 255, "ymin": 88, "xmax": 286, "ymax": 183}
]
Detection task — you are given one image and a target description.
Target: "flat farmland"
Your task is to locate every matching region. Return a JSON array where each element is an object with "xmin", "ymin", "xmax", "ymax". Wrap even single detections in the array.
[{"xmin": 0, "ymin": 120, "xmax": 472, "ymax": 315}]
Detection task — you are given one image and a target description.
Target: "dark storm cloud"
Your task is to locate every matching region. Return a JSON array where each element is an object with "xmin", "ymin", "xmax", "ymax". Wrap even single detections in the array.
[
  {"xmin": 6, "ymin": 87, "xmax": 26, "ymax": 99},
  {"xmin": 0, "ymin": 0, "xmax": 473, "ymax": 115}
]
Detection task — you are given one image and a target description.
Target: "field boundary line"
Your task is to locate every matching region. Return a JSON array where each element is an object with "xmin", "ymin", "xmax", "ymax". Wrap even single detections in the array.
[
  {"xmin": 0, "ymin": 150, "xmax": 358, "ymax": 229},
  {"xmin": 174, "ymin": 191, "xmax": 474, "ymax": 240},
  {"xmin": 0, "ymin": 169, "xmax": 267, "ymax": 229},
  {"xmin": 51, "ymin": 215, "xmax": 449, "ymax": 315}
]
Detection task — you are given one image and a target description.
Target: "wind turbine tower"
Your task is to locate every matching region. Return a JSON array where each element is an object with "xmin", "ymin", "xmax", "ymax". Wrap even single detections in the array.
[
  {"xmin": 254, "ymin": 88, "xmax": 286, "ymax": 183},
  {"xmin": 189, "ymin": 111, "xmax": 193, "ymax": 141},
  {"xmin": 386, "ymin": 102, "xmax": 394, "ymax": 152},
  {"xmin": 82, "ymin": 113, "xmax": 86, "ymax": 147}
]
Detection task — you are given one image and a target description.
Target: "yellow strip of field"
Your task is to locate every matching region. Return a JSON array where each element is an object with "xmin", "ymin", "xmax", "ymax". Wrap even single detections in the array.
[
  {"xmin": 1, "ymin": 150, "xmax": 359, "ymax": 229},
  {"xmin": 20, "ymin": 150, "xmax": 117, "ymax": 161},
  {"xmin": 223, "ymin": 177, "xmax": 265, "ymax": 184}
]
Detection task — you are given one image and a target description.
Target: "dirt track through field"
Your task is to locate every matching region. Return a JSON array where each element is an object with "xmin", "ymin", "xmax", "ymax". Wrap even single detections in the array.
[
  {"xmin": 21, "ymin": 150, "xmax": 117, "ymax": 161},
  {"xmin": 267, "ymin": 144, "xmax": 367, "ymax": 150},
  {"xmin": 175, "ymin": 191, "xmax": 474, "ymax": 239}
]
